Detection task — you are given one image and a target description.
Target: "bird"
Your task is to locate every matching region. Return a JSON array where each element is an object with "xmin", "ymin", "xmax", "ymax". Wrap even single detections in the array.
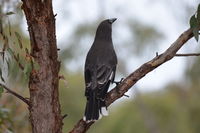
[{"xmin": 83, "ymin": 18, "xmax": 118, "ymax": 122}]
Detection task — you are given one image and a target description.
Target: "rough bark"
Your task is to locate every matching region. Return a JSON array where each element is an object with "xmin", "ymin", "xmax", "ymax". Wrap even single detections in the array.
[
  {"xmin": 21, "ymin": 0, "xmax": 62, "ymax": 133},
  {"xmin": 69, "ymin": 28, "xmax": 193, "ymax": 133}
]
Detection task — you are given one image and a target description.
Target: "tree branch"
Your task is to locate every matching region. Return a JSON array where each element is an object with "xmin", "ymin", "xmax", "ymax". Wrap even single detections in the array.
[
  {"xmin": 175, "ymin": 53, "xmax": 200, "ymax": 56},
  {"xmin": 0, "ymin": 83, "xmax": 30, "ymax": 106},
  {"xmin": 69, "ymin": 28, "xmax": 193, "ymax": 133}
]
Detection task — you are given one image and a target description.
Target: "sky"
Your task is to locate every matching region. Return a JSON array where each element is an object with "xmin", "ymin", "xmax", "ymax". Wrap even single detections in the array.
[{"xmin": 21, "ymin": 0, "xmax": 199, "ymax": 92}]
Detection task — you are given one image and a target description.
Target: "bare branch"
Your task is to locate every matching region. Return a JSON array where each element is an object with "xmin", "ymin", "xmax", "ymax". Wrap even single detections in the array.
[
  {"xmin": 69, "ymin": 28, "xmax": 193, "ymax": 133},
  {"xmin": 62, "ymin": 114, "xmax": 68, "ymax": 119},
  {"xmin": 0, "ymin": 83, "xmax": 30, "ymax": 106},
  {"xmin": 69, "ymin": 120, "xmax": 94, "ymax": 133},
  {"xmin": 175, "ymin": 53, "xmax": 200, "ymax": 57}
]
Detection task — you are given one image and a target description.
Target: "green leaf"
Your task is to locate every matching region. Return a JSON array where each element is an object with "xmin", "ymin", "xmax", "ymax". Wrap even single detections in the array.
[
  {"xmin": 190, "ymin": 15, "xmax": 197, "ymax": 28},
  {"xmin": 23, "ymin": 62, "xmax": 32, "ymax": 77},
  {"xmin": 8, "ymin": 19, "xmax": 12, "ymax": 36},
  {"xmin": 193, "ymin": 27, "xmax": 199, "ymax": 42},
  {"xmin": 190, "ymin": 15, "xmax": 199, "ymax": 42},
  {"xmin": 14, "ymin": 32, "xmax": 23, "ymax": 49},
  {"xmin": 0, "ymin": 16, "xmax": 2, "ymax": 34},
  {"xmin": 7, "ymin": 48, "xmax": 14, "ymax": 56},
  {"xmin": 5, "ymin": 12, "xmax": 15, "ymax": 16},
  {"xmin": 197, "ymin": 3, "xmax": 200, "ymax": 13},
  {"xmin": 2, "ymin": 36, "xmax": 8, "ymax": 62},
  {"xmin": 0, "ymin": 86, "xmax": 4, "ymax": 97},
  {"xmin": 0, "ymin": 68, "xmax": 2, "ymax": 78},
  {"xmin": 0, "ymin": 67, "xmax": 5, "ymax": 82},
  {"xmin": 197, "ymin": 4, "xmax": 200, "ymax": 22},
  {"xmin": 23, "ymin": 62, "xmax": 31, "ymax": 82},
  {"xmin": 6, "ymin": 58, "xmax": 10, "ymax": 76}
]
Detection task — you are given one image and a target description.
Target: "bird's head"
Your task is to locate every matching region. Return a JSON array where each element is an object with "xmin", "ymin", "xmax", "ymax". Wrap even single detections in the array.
[
  {"xmin": 107, "ymin": 18, "xmax": 117, "ymax": 24},
  {"xmin": 98, "ymin": 18, "xmax": 117, "ymax": 27},
  {"xmin": 95, "ymin": 18, "xmax": 117, "ymax": 41}
]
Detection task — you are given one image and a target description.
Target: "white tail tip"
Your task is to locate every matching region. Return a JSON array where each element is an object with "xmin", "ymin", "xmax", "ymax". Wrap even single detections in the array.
[
  {"xmin": 101, "ymin": 107, "xmax": 109, "ymax": 116},
  {"xmin": 83, "ymin": 116, "xmax": 86, "ymax": 121},
  {"xmin": 83, "ymin": 107, "xmax": 108, "ymax": 122},
  {"xmin": 99, "ymin": 113, "xmax": 102, "ymax": 119}
]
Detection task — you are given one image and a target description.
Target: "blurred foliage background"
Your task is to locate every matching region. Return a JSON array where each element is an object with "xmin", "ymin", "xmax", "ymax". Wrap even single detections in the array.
[{"xmin": 0, "ymin": 0, "xmax": 200, "ymax": 133}]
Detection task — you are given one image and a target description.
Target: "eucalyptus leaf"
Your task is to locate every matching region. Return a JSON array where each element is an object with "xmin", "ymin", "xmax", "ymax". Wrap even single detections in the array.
[
  {"xmin": 7, "ymin": 48, "xmax": 14, "ymax": 56},
  {"xmin": 190, "ymin": 15, "xmax": 197, "ymax": 28},
  {"xmin": 190, "ymin": 15, "xmax": 199, "ymax": 42},
  {"xmin": 8, "ymin": 19, "xmax": 12, "ymax": 36},
  {"xmin": 5, "ymin": 12, "xmax": 15, "ymax": 16},
  {"xmin": 23, "ymin": 62, "xmax": 32, "ymax": 78},
  {"xmin": 6, "ymin": 58, "xmax": 10, "ymax": 76},
  {"xmin": 0, "ymin": 17, "xmax": 2, "ymax": 34},
  {"xmin": 0, "ymin": 67, "xmax": 2, "ymax": 79},
  {"xmin": 193, "ymin": 27, "xmax": 199, "ymax": 42},
  {"xmin": 14, "ymin": 32, "xmax": 23, "ymax": 49},
  {"xmin": 198, "ymin": 4, "xmax": 200, "ymax": 22},
  {"xmin": 0, "ymin": 86, "xmax": 4, "ymax": 97},
  {"xmin": 0, "ymin": 68, "xmax": 5, "ymax": 82}
]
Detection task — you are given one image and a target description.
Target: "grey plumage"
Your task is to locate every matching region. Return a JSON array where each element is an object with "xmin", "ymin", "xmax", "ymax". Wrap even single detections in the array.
[{"xmin": 84, "ymin": 18, "xmax": 117, "ymax": 121}]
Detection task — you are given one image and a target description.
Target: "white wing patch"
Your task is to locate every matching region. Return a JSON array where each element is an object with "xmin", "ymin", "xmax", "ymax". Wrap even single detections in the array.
[
  {"xmin": 109, "ymin": 71, "xmax": 113, "ymax": 80},
  {"xmin": 86, "ymin": 82, "xmax": 91, "ymax": 88},
  {"xmin": 97, "ymin": 79, "xmax": 106, "ymax": 85}
]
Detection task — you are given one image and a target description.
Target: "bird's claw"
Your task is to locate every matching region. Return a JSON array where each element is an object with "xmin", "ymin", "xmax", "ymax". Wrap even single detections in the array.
[
  {"xmin": 113, "ymin": 78, "xmax": 124, "ymax": 86},
  {"xmin": 113, "ymin": 78, "xmax": 124, "ymax": 95}
]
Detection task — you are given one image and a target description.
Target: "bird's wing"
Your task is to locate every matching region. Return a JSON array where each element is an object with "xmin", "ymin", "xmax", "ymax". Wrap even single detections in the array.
[
  {"xmin": 85, "ymin": 64, "xmax": 115, "ymax": 98},
  {"xmin": 96, "ymin": 65, "xmax": 113, "ymax": 85}
]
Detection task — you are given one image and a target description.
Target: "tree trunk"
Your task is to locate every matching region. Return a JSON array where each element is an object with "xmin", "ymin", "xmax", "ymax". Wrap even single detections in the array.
[{"xmin": 21, "ymin": 0, "xmax": 62, "ymax": 133}]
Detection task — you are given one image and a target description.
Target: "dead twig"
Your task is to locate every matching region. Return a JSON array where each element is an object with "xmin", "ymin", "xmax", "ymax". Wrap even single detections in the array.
[{"xmin": 0, "ymin": 83, "xmax": 30, "ymax": 106}]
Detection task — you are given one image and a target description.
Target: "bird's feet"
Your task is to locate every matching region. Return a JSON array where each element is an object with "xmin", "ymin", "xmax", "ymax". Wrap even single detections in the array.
[
  {"xmin": 113, "ymin": 78, "xmax": 124, "ymax": 86},
  {"xmin": 113, "ymin": 78, "xmax": 124, "ymax": 93},
  {"xmin": 113, "ymin": 78, "xmax": 129, "ymax": 97}
]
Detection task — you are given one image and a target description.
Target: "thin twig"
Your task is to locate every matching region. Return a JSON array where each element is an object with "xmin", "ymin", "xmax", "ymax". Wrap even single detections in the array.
[
  {"xmin": 69, "ymin": 28, "xmax": 194, "ymax": 133},
  {"xmin": 0, "ymin": 83, "xmax": 30, "ymax": 106},
  {"xmin": 175, "ymin": 53, "xmax": 200, "ymax": 57},
  {"xmin": 62, "ymin": 114, "xmax": 68, "ymax": 119}
]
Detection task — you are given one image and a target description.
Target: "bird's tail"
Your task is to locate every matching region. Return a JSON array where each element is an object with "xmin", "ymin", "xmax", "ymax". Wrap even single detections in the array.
[{"xmin": 83, "ymin": 92, "xmax": 108, "ymax": 122}]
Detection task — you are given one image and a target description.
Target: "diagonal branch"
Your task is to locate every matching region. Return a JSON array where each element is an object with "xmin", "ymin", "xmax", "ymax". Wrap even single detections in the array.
[
  {"xmin": 0, "ymin": 83, "xmax": 30, "ymax": 106},
  {"xmin": 69, "ymin": 28, "xmax": 193, "ymax": 133}
]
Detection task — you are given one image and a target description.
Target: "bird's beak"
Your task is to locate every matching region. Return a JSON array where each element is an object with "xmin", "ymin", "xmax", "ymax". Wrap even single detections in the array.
[{"xmin": 108, "ymin": 18, "xmax": 117, "ymax": 24}]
